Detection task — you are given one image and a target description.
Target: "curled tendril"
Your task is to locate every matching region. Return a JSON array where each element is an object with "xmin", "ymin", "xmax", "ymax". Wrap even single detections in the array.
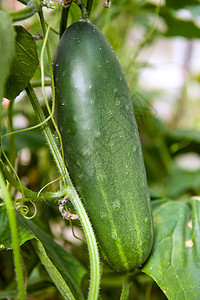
[{"xmin": 14, "ymin": 198, "xmax": 37, "ymax": 219}]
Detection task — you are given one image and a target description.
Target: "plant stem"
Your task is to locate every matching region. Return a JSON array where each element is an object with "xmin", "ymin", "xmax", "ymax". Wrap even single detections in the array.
[
  {"xmin": 10, "ymin": 0, "xmax": 41, "ymax": 22},
  {"xmin": 38, "ymin": 9, "xmax": 53, "ymax": 81},
  {"xmin": 0, "ymin": 103, "xmax": 2, "ymax": 153},
  {"xmin": 157, "ymin": 137, "xmax": 173, "ymax": 174},
  {"xmin": 38, "ymin": 7, "xmax": 66, "ymax": 165},
  {"xmin": 31, "ymin": 79, "xmax": 52, "ymax": 87},
  {"xmin": 35, "ymin": 8, "xmax": 100, "ymax": 298},
  {"xmin": 26, "ymin": 84, "xmax": 65, "ymax": 178},
  {"xmin": 75, "ymin": 0, "xmax": 88, "ymax": 19},
  {"xmin": 59, "ymin": 5, "xmax": 70, "ymax": 38},
  {"xmin": 86, "ymin": 0, "xmax": 94, "ymax": 17},
  {"xmin": 8, "ymin": 101, "xmax": 16, "ymax": 169},
  {"xmin": 26, "ymin": 83, "xmax": 100, "ymax": 300},
  {"xmin": 0, "ymin": 170, "xmax": 26, "ymax": 299},
  {"xmin": 120, "ymin": 275, "xmax": 131, "ymax": 300}
]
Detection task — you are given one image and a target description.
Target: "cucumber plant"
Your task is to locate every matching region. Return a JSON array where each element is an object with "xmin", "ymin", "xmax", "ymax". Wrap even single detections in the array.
[
  {"xmin": 2, "ymin": 1, "xmax": 198, "ymax": 300},
  {"xmin": 53, "ymin": 21, "xmax": 154, "ymax": 272}
]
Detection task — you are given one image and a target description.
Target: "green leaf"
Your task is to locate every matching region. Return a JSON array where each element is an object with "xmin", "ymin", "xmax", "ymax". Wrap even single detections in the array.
[
  {"xmin": 160, "ymin": 12, "xmax": 200, "ymax": 38},
  {"xmin": 0, "ymin": 208, "xmax": 86, "ymax": 300},
  {"xmin": 143, "ymin": 4, "xmax": 200, "ymax": 39},
  {"xmin": 165, "ymin": 0, "xmax": 199, "ymax": 9},
  {"xmin": 0, "ymin": 10, "xmax": 15, "ymax": 101},
  {"xmin": 2, "ymin": 128, "xmax": 46, "ymax": 152},
  {"xmin": 168, "ymin": 128, "xmax": 200, "ymax": 144},
  {"xmin": 31, "ymin": 240, "xmax": 77, "ymax": 300},
  {"xmin": 26, "ymin": 220, "xmax": 86, "ymax": 300},
  {"xmin": 4, "ymin": 26, "xmax": 39, "ymax": 101},
  {"xmin": 165, "ymin": 169, "xmax": 200, "ymax": 198},
  {"xmin": 0, "ymin": 207, "xmax": 35, "ymax": 249},
  {"xmin": 142, "ymin": 199, "xmax": 200, "ymax": 300}
]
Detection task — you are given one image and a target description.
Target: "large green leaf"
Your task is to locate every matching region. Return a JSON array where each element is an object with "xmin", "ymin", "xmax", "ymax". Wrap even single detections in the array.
[
  {"xmin": 0, "ymin": 208, "xmax": 86, "ymax": 300},
  {"xmin": 0, "ymin": 10, "xmax": 15, "ymax": 101},
  {"xmin": 142, "ymin": 199, "xmax": 200, "ymax": 300},
  {"xmin": 4, "ymin": 26, "xmax": 39, "ymax": 101},
  {"xmin": 26, "ymin": 219, "xmax": 86, "ymax": 299}
]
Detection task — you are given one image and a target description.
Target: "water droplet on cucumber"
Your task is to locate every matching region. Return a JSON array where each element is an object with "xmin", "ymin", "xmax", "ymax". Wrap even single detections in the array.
[
  {"xmin": 101, "ymin": 213, "xmax": 106, "ymax": 219},
  {"xmin": 111, "ymin": 230, "xmax": 117, "ymax": 239},
  {"xmin": 113, "ymin": 202, "xmax": 120, "ymax": 209}
]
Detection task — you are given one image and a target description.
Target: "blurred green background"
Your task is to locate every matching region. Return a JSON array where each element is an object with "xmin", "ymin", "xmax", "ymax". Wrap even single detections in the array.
[{"xmin": 1, "ymin": 0, "xmax": 200, "ymax": 299}]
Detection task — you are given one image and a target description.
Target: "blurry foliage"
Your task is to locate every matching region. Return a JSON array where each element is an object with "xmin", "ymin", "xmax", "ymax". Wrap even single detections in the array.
[{"xmin": 0, "ymin": 0, "xmax": 200, "ymax": 299}]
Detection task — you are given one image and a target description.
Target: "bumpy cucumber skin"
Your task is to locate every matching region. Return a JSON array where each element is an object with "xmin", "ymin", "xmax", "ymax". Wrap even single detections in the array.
[{"xmin": 53, "ymin": 21, "xmax": 154, "ymax": 272}]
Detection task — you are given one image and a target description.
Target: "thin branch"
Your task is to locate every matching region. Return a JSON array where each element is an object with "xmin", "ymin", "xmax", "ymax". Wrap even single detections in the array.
[{"xmin": 0, "ymin": 170, "xmax": 26, "ymax": 299}]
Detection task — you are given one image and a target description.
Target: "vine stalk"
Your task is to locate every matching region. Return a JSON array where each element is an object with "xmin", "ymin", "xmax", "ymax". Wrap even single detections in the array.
[
  {"xmin": 4, "ymin": 3, "xmax": 101, "ymax": 298},
  {"xmin": 59, "ymin": 5, "xmax": 70, "ymax": 38},
  {"xmin": 120, "ymin": 275, "xmax": 131, "ymax": 300},
  {"xmin": 8, "ymin": 101, "xmax": 16, "ymax": 170},
  {"xmin": 0, "ymin": 170, "xmax": 26, "ymax": 299},
  {"xmin": 26, "ymin": 83, "xmax": 100, "ymax": 300}
]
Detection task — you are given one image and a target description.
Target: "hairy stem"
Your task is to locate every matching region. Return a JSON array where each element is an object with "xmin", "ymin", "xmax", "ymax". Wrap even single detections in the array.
[
  {"xmin": 26, "ymin": 83, "xmax": 100, "ymax": 300},
  {"xmin": 120, "ymin": 275, "xmax": 131, "ymax": 300},
  {"xmin": 33, "ymin": 7, "xmax": 100, "ymax": 298}
]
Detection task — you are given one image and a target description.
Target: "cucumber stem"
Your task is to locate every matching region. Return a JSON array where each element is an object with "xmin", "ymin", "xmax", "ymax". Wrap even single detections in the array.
[
  {"xmin": 75, "ymin": 0, "xmax": 88, "ymax": 20},
  {"xmin": 86, "ymin": 0, "xmax": 94, "ymax": 17},
  {"xmin": 26, "ymin": 83, "xmax": 100, "ymax": 300},
  {"xmin": 35, "ymin": 8, "xmax": 100, "ymax": 298},
  {"xmin": 59, "ymin": 5, "xmax": 70, "ymax": 38},
  {"xmin": 120, "ymin": 275, "xmax": 131, "ymax": 300}
]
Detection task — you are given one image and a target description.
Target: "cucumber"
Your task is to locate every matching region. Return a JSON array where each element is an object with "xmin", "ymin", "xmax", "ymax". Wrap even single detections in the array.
[{"xmin": 53, "ymin": 21, "xmax": 154, "ymax": 272}]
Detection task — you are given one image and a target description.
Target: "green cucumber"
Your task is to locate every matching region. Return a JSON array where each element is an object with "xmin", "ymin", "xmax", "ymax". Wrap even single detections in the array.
[{"xmin": 53, "ymin": 21, "xmax": 154, "ymax": 272}]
